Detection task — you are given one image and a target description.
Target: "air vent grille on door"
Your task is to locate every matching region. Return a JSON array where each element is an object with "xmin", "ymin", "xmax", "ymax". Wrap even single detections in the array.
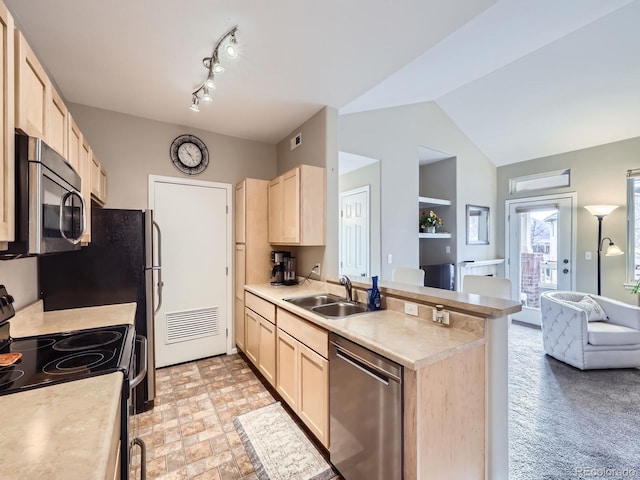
[{"xmin": 166, "ymin": 307, "xmax": 219, "ymax": 344}]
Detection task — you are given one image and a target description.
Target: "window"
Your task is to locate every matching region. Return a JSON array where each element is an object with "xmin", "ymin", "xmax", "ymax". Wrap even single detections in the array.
[
  {"xmin": 509, "ymin": 169, "xmax": 570, "ymax": 194},
  {"xmin": 627, "ymin": 171, "xmax": 640, "ymax": 282}
]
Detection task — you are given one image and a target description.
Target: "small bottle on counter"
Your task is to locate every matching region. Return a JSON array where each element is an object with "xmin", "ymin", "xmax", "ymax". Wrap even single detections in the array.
[{"xmin": 367, "ymin": 276, "xmax": 382, "ymax": 311}]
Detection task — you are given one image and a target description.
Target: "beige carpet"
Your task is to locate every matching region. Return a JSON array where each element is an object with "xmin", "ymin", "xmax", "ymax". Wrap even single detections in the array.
[{"xmin": 233, "ymin": 402, "xmax": 337, "ymax": 480}]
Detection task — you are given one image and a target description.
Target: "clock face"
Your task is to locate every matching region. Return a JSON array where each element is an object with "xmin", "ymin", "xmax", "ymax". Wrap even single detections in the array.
[{"xmin": 170, "ymin": 135, "xmax": 209, "ymax": 175}]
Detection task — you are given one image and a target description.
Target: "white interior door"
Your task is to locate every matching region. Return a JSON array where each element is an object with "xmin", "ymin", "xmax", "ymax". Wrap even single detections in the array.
[
  {"xmin": 339, "ymin": 186, "xmax": 370, "ymax": 278},
  {"xmin": 506, "ymin": 193, "xmax": 576, "ymax": 325},
  {"xmin": 149, "ymin": 175, "xmax": 231, "ymax": 367}
]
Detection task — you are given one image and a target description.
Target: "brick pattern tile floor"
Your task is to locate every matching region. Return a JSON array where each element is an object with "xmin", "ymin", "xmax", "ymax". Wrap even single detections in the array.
[{"xmin": 129, "ymin": 353, "xmax": 338, "ymax": 480}]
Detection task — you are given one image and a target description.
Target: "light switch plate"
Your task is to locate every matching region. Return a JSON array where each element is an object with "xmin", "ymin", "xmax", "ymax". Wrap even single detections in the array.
[
  {"xmin": 585, "ymin": 251, "xmax": 592, "ymax": 260},
  {"xmin": 404, "ymin": 302, "xmax": 418, "ymax": 316}
]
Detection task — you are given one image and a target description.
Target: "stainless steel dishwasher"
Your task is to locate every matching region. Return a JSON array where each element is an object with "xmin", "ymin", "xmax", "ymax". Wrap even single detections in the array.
[{"xmin": 329, "ymin": 333, "xmax": 403, "ymax": 480}]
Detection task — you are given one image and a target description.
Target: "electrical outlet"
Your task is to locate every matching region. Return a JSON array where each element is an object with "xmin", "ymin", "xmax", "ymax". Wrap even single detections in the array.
[
  {"xmin": 404, "ymin": 302, "xmax": 419, "ymax": 316},
  {"xmin": 585, "ymin": 251, "xmax": 592, "ymax": 260},
  {"xmin": 312, "ymin": 263, "xmax": 321, "ymax": 274},
  {"xmin": 432, "ymin": 306, "xmax": 450, "ymax": 326},
  {"xmin": 446, "ymin": 245, "xmax": 451, "ymax": 254}
]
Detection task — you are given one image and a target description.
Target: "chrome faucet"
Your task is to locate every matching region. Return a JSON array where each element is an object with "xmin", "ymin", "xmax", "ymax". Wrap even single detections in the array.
[{"xmin": 340, "ymin": 275, "xmax": 353, "ymax": 302}]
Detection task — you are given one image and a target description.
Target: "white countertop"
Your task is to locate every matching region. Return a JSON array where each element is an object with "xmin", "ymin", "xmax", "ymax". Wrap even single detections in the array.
[{"xmin": 246, "ymin": 283, "xmax": 487, "ymax": 370}]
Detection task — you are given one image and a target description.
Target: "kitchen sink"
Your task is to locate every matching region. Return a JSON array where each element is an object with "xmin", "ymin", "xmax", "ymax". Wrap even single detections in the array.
[
  {"xmin": 284, "ymin": 293, "xmax": 344, "ymax": 308},
  {"xmin": 312, "ymin": 301, "xmax": 369, "ymax": 318},
  {"xmin": 284, "ymin": 294, "xmax": 371, "ymax": 319}
]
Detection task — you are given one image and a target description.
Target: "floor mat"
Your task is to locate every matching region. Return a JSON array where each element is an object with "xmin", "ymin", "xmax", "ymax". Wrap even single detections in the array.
[{"xmin": 233, "ymin": 402, "xmax": 338, "ymax": 480}]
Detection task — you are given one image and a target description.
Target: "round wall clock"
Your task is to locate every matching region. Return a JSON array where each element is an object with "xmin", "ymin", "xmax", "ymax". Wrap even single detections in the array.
[{"xmin": 170, "ymin": 134, "xmax": 209, "ymax": 175}]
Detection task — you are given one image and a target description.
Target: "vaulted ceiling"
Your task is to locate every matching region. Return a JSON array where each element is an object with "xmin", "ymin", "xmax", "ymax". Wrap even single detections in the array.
[{"xmin": 6, "ymin": 0, "xmax": 639, "ymax": 166}]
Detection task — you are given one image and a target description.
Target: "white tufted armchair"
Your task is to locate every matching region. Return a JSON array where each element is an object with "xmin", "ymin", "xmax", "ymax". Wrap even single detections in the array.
[{"xmin": 540, "ymin": 291, "xmax": 640, "ymax": 370}]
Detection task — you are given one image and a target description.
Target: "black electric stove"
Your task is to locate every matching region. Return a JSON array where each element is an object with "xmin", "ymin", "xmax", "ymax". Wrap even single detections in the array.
[{"xmin": 0, "ymin": 323, "xmax": 135, "ymax": 396}]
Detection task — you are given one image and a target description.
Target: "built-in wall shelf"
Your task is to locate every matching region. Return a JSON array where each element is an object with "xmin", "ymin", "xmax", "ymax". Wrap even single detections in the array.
[
  {"xmin": 418, "ymin": 196, "xmax": 451, "ymax": 207},
  {"xmin": 419, "ymin": 232, "xmax": 452, "ymax": 239}
]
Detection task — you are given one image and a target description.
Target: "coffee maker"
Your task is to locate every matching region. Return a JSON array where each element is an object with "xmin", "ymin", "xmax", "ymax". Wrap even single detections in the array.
[{"xmin": 271, "ymin": 251, "xmax": 296, "ymax": 285}]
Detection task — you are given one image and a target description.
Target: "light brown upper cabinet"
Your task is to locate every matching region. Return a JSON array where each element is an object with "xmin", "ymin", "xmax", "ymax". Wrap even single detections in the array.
[
  {"xmin": 0, "ymin": 3, "xmax": 14, "ymax": 247},
  {"xmin": 67, "ymin": 115, "xmax": 81, "ymax": 174},
  {"xmin": 48, "ymin": 87, "xmax": 67, "ymax": 158},
  {"xmin": 91, "ymin": 151, "xmax": 106, "ymax": 206},
  {"xmin": 14, "ymin": 30, "xmax": 48, "ymax": 141},
  {"xmin": 79, "ymin": 137, "xmax": 92, "ymax": 244},
  {"xmin": 268, "ymin": 165, "xmax": 325, "ymax": 246}
]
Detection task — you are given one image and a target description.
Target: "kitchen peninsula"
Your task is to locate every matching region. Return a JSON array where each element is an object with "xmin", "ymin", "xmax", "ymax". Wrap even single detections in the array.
[{"xmin": 241, "ymin": 278, "xmax": 521, "ymax": 480}]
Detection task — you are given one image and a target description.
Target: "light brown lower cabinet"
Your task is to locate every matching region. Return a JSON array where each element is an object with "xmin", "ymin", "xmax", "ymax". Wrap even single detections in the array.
[
  {"xmin": 234, "ymin": 297, "xmax": 245, "ymax": 352},
  {"xmin": 298, "ymin": 342, "xmax": 329, "ymax": 447},
  {"xmin": 244, "ymin": 306, "xmax": 276, "ymax": 387},
  {"xmin": 257, "ymin": 317, "xmax": 276, "ymax": 385},
  {"xmin": 276, "ymin": 329, "xmax": 298, "ymax": 410},
  {"xmin": 245, "ymin": 308, "xmax": 260, "ymax": 365},
  {"xmin": 275, "ymin": 308, "xmax": 329, "ymax": 448}
]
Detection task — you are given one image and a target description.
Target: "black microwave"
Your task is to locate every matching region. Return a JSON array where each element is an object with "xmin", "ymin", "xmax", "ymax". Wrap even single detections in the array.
[{"xmin": 3, "ymin": 134, "xmax": 86, "ymax": 258}]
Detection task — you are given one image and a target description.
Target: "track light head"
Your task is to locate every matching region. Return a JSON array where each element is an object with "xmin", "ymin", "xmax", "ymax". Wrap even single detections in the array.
[
  {"xmin": 202, "ymin": 87, "xmax": 213, "ymax": 103},
  {"xmin": 213, "ymin": 62, "xmax": 225, "ymax": 74},
  {"xmin": 225, "ymin": 32, "xmax": 238, "ymax": 58},
  {"xmin": 190, "ymin": 95, "xmax": 200, "ymax": 112},
  {"xmin": 205, "ymin": 71, "xmax": 215, "ymax": 89}
]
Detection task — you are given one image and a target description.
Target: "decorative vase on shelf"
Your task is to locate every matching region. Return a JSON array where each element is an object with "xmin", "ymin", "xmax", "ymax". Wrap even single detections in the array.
[
  {"xmin": 426, "ymin": 226, "xmax": 436, "ymax": 234},
  {"xmin": 420, "ymin": 225, "xmax": 426, "ymax": 233}
]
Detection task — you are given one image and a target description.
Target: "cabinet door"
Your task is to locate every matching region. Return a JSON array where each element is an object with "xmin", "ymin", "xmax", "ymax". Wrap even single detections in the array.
[
  {"xmin": 282, "ymin": 168, "xmax": 300, "ymax": 243},
  {"xmin": 234, "ymin": 297, "xmax": 245, "ymax": 352},
  {"xmin": 48, "ymin": 88, "xmax": 67, "ymax": 157},
  {"xmin": 90, "ymin": 152, "xmax": 105, "ymax": 206},
  {"xmin": 258, "ymin": 318, "xmax": 276, "ymax": 386},
  {"xmin": 268, "ymin": 176, "xmax": 283, "ymax": 243},
  {"xmin": 276, "ymin": 328, "xmax": 298, "ymax": 410},
  {"xmin": 0, "ymin": 4, "xmax": 14, "ymax": 245},
  {"xmin": 298, "ymin": 342, "xmax": 329, "ymax": 447},
  {"xmin": 245, "ymin": 308, "xmax": 260, "ymax": 365},
  {"xmin": 235, "ymin": 181, "xmax": 245, "ymax": 244},
  {"xmin": 235, "ymin": 244, "xmax": 245, "ymax": 301},
  {"xmin": 79, "ymin": 139, "xmax": 92, "ymax": 244},
  {"xmin": 14, "ymin": 30, "xmax": 48, "ymax": 140},
  {"xmin": 99, "ymin": 166, "xmax": 107, "ymax": 204},
  {"xmin": 67, "ymin": 115, "xmax": 81, "ymax": 174}
]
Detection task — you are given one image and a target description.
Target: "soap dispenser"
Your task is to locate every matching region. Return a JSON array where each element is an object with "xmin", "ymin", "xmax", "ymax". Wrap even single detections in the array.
[{"xmin": 367, "ymin": 276, "xmax": 382, "ymax": 311}]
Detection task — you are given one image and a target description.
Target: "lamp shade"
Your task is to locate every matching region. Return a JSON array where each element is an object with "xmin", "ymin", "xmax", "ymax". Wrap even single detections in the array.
[
  {"xmin": 585, "ymin": 205, "xmax": 619, "ymax": 217},
  {"xmin": 605, "ymin": 244, "xmax": 624, "ymax": 256}
]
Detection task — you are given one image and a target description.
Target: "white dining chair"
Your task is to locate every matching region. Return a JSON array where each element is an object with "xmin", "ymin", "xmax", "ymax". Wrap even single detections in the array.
[{"xmin": 391, "ymin": 267, "xmax": 425, "ymax": 286}]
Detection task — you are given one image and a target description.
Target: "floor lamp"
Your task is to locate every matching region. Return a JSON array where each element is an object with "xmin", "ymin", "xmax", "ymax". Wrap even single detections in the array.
[{"xmin": 585, "ymin": 205, "xmax": 624, "ymax": 295}]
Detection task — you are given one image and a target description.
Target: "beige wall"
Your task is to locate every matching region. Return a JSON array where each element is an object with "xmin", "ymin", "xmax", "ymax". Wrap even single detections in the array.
[
  {"xmin": 497, "ymin": 136, "xmax": 640, "ymax": 302},
  {"xmin": 69, "ymin": 104, "xmax": 277, "ymax": 210},
  {"xmin": 339, "ymin": 101, "xmax": 497, "ymax": 281},
  {"xmin": 275, "ymin": 106, "xmax": 339, "ymax": 279}
]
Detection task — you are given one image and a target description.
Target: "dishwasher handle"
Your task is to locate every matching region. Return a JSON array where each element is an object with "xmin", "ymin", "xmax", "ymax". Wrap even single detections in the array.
[{"xmin": 334, "ymin": 345, "xmax": 400, "ymax": 385}]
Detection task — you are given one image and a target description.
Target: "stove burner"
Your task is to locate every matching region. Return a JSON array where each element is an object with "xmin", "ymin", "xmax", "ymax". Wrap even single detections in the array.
[
  {"xmin": 53, "ymin": 331, "xmax": 123, "ymax": 352},
  {"xmin": 0, "ymin": 369, "xmax": 25, "ymax": 387},
  {"xmin": 43, "ymin": 350, "xmax": 117, "ymax": 375},
  {"xmin": 11, "ymin": 338, "xmax": 56, "ymax": 351}
]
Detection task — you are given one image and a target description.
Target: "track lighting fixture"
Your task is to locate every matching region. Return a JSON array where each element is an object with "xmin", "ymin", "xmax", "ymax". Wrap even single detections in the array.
[{"xmin": 190, "ymin": 26, "xmax": 238, "ymax": 110}]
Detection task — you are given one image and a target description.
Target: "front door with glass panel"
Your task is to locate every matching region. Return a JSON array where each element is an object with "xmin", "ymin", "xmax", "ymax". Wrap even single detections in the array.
[{"xmin": 506, "ymin": 194, "xmax": 576, "ymax": 325}]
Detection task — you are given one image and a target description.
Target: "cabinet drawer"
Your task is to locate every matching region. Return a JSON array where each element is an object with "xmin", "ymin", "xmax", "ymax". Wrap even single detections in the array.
[
  {"xmin": 246, "ymin": 292, "xmax": 275, "ymax": 324},
  {"xmin": 277, "ymin": 308, "xmax": 328, "ymax": 358}
]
